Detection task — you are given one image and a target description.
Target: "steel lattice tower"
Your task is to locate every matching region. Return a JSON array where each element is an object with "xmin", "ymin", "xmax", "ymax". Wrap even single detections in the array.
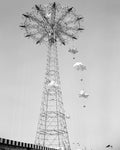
[{"xmin": 20, "ymin": 2, "xmax": 83, "ymax": 149}]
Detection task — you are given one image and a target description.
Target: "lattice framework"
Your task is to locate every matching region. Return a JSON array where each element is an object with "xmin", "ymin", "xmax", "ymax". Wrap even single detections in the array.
[{"xmin": 20, "ymin": 2, "xmax": 83, "ymax": 149}]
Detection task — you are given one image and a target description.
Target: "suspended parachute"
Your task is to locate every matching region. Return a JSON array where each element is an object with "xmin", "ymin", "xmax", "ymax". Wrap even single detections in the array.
[
  {"xmin": 68, "ymin": 48, "xmax": 78, "ymax": 54},
  {"xmin": 73, "ymin": 62, "xmax": 86, "ymax": 71},
  {"xmin": 106, "ymin": 145, "xmax": 110, "ymax": 148},
  {"xmin": 106, "ymin": 145, "xmax": 113, "ymax": 148},
  {"xmin": 79, "ymin": 90, "xmax": 89, "ymax": 98},
  {"xmin": 66, "ymin": 114, "xmax": 70, "ymax": 119},
  {"xmin": 80, "ymin": 78, "xmax": 83, "ymax": 81},
  {"xmin": 47, "ymin": 80, "xmax": 59, "ymax": 88},
  {"xmin": 68, "ymin": 48, "xmax": 78, "ymax": 59}
]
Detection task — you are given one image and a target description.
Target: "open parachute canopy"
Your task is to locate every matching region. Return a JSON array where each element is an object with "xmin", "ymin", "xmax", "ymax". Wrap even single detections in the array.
[
  {"xmin": 68, "ymin": 48, "xmax": 78, "ymax": 54},
  {"xmin": 79, "ymin": 90, "xmax": 89, "ymax": 98},
  {"xmin": 65, "ymin": 114, "xmax": 70, "ymax": 119},
  {"xmin": 73, "ymin": 62, "xmax": 86, "ymax": 71},
  {"xmin": 47, "ymin": 80, "xmax": 59, "ymax": 88}
]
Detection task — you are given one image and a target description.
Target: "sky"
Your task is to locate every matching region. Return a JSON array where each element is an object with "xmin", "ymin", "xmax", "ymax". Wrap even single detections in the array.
[{"xmin": 0, "ymin": 0, "xmax": 120, "ymax": 150}]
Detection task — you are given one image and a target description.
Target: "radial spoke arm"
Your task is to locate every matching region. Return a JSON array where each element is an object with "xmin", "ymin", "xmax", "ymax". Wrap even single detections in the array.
[
  {"xmin": 35, "ymin": 5, "xmax": 50, "ymax": 25},
  {"xmin": 60, "ymin": 30, "xmax": 77, "ymax": 39},
  {"xmin": 57, "ymin": 7, "xmax": 73, "ymax": 24},
  {"xmin": 25, "ymin": 31, "xmax": 39, "ymax": 37},
  {"xmin": 25, "ymin": 24, "xmax": 39, "ymax": 30},
  {"xmin": 20, "ymin": 23, "xmax": 43, "ymax": 32},
  {"xmin": 23, "ymin": 13, "xmax": 45, "ymax": 28},
  {"xmin": 50, "ymin": 2, "xmax": 57, "ymax": 24},
  {"xmin": 64, "ymin": 20, "xmax": 76, "ymax": 25},
  {"xmin": 56, "ymin": 32, "xmax": 65, "ymax": 45},
  {"xmin": 36, "ymin": 33, "xmax": 48, "ymax": 44},
  {"xmin": 63, "ymin": 26, "xmax": 81, "ymax": 31}
]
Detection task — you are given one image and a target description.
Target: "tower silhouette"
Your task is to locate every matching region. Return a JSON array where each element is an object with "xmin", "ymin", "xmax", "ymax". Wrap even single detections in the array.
[
  {"xmin": 20, "ymin": 2, "xmax": 83, "ymax": 149},
  {"xmin": 35, "ymin": 43, "xmax": 70, "ymax": 149}
]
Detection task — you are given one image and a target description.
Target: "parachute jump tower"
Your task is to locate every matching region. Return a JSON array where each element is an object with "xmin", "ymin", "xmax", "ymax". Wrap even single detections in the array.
[{"xmin": 20, "ymin": 2, "xmax": 83, "ymax": 149}]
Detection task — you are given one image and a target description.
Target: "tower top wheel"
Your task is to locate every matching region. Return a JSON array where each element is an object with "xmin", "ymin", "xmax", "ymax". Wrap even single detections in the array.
[{"xmin": 20, "ymin": 2, "xmax": 83, "ymax": 46}]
